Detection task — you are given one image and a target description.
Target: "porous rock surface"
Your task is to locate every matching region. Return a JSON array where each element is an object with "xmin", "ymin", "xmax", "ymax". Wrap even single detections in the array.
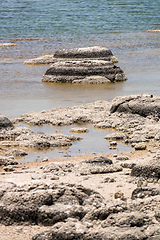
[
  {"xmin": 0, "ymin": 153, "xmax": 160, "ymax": 239},
  {"xmin": 0, "ymin": 180, "xmax": 160, "ymax": 239},
  {"xmin": 41, "ymin": 46, "xmax": 127, "ymax": 83},
  {"xmin": 0, "ymin": 114, "xmax": 13, "ymax": 130},
  {"xmin": 18, "ymin": 94, "xmax": 160, "ymax": 147}
]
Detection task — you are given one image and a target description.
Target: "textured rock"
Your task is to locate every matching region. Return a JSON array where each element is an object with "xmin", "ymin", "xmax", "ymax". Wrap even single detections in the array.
[
  {"xmin": 69, "ymin": 127, "xmax": 89, "ymax": 133},
  {"xmin": 16, "ymin": 94, "xmax": 160, "ymax": 149},
  {"xmin": 83, "ymin": 156, "xmax": 113, "ymax": 165},
  {"xmin": 0, "ymin": 156, "xmax": 18, "ymax": 166},
  {"xmin": 54, "ymin": 46, "xmax": 118, "ymax": 61},
  {"xmin": 131, "ymin": 163, "xmax": 160, "ymax": 179},
  {"xmin": 110, "ymin": 94, "xmax": 160, "ymax": 118},
  {"xmin": 42, "ymin": 46, "xmax": 127, "ymax": 83},
  {"xmin": 0, "ymin": 182, "xmax": 105, "ymax": 225},
  {"xmin": 0, "ymin": 124, "xmax": 82, "ymax": 150},
  {"xmin": 5, "ymin": 148, "xmax": 28, "ymax": 157},
  {"xmin": 131, "ymin": 187, "xmax": 160, "ymax": 200},
  {"xmin": 0, "ymin": 114, "xmax": 14, "ymax": 130}
]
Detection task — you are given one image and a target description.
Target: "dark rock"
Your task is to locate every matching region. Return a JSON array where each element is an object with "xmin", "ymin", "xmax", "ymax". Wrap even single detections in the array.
[
  {"xmin": 110, "ymin": 94, "xmax": 160, "ymax": 119},
  {"xmin": 116, "ymin": 156, "xmax": 130, "ymax": 161},
  {"xmin": 54, "ymin": 46, "xmax": 118, "ymax": 61},
  {"xmin": 134, "ymin": 143, "xmax": 147, "ymax": 150},
  {"xmin": 0, "ymin": 156, "xmax": 18, "ymax": 166},
  {"xmin": 131, "ymin": 187, "xmax": 160, "ymax": 200},
  {"xmin": 0, "ymin": 182, "xmax": 105, "ymax": 225},
  {"xmin": 0, "ymin": 114, "xmax": 13, "ymax": 130},
  {"xmin": 131, "ymin": 163, "xmax": 160, "ymax": 179},
  {"xmin": 83, "ymin": 156, "xmax": 113, "ymax": 165},
  {"xmin": 5, "ymin": 148, "xmax": 28, "ymax": 157}
]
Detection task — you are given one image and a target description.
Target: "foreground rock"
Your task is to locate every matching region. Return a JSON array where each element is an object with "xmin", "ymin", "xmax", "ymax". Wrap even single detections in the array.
[
  {"xmin": 0, "ymin": 153, "xmax": 160, "ymax": 239},
  {"xmin": 0, "ymin": 156, "xmax": 18, "ymax": 166},
  {"xmin": 0, "ymin": 114, "xmax": 14, "ymax": 130},
  {"xmin": 0, "ymin": 179, "xmax": 159, "ymax": 239}
]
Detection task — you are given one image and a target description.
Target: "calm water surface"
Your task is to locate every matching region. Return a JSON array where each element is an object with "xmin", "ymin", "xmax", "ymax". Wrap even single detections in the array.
[{"xmin": 0, "ymin": 0, "xmax": 160, "ymax": 160}]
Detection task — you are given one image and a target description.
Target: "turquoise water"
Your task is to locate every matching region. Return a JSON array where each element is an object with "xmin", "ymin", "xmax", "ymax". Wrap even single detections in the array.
[
  {"xmin": 0, "ymin": 0, "xmax": 160, "ymax": 119},
  {"xmin": 0, "ymin": 0, "xmax": 159, "ymax": 39}
]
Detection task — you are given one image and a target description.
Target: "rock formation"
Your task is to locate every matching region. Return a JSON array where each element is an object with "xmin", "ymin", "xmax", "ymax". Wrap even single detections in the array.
[{"xmin": 41, "ymin": 46, "xmax": 127, "ymax": 83}]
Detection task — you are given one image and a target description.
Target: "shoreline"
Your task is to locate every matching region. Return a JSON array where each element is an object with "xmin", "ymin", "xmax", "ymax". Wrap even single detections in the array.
[{"xmin": 0, "ymin": 94, "xmax": 160, "ymax": 239}]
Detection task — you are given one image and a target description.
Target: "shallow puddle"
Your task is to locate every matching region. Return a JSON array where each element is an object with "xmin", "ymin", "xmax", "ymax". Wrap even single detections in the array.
[{"xmin": 14, "ymin": 123, "xmax": 133, "ymax": 164}]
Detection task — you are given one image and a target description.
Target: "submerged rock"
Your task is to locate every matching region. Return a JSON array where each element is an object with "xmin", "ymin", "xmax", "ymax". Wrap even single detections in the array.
[
  {"xmin": 23, "ymin": 55, "xmax": 53, "ymax": 65},
  {"xmin": 42, "ymin": 46, "xmax": 127, "ymax": 83},
  {"xmin": 0, "ymin": 43, "xmax": 17, "ymax": 47}
]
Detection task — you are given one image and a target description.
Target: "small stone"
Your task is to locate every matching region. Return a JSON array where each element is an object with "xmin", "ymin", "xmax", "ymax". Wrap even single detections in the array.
[
  {"xmin": 135, "ymin": 143, "xmax": 147, "ymax": 150},
  {"xmin": 114, "ymin": 191, "xmax": 125, "ymax": 199},
  {"xmin": 110, "ymin": 141, "xmax": 117, "ymax": 146},
  {"xmin": 42, "ymin": 157, "xmax": 48, "ymax": 162}
]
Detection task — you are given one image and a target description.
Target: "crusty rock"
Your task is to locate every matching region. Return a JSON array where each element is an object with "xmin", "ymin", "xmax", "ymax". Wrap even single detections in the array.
[
  {"xmin": 134, "ymin": 143, "xmax": 147, "ymax": 150},
  {"xmin": 0, "ymin": 182, "xmax": 106, "ymax": 225},
  {"xmin": 42, "ymin": 59, "xmax": 126, "ymax": 83},
  {"xmin": 82, "ymin": 156, "xmax": 113, "ymax": 165},
  {"xmin": 0, "ymin": 156, "xmax": 18, "ymax": 166},
  {"xmin": 0, "ymin": 127, "xmax": 82, "ymax": 149},
  {"xmin": 131, "ymin": 163, "xmax": 160, "ymax": 179},
  {"xmin": 42, "ymin": 46, "xmax": 127, "ymax": 83},
  {"xmin": 5, "ymin": 148, "xmax": 28, "ymax": 157},
  {"xmin": 110, "ymin": 94, "xmax": 160, "ymax": 118},
  {"xmin": 69, "ymin": 127, "xmax": 89, "ymax": 133},
  {"xmin": 131, "ymin": 187, "xmax": 160, "ymax": 200},
  {"xmin": 54, "ymin": 46, "xmax": 118, "ymax": 61},
  {"xmin": 104, "ymin": 132, "xmax": 126, "ymax": 140},
  {"xmin": 0, "ymin": 114, "xmax": 14, "ymax": 130}
]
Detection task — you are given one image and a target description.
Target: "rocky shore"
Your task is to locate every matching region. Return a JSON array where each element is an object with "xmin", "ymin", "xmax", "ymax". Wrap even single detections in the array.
[{"xmin": 0, "ymin": 94, "xmax": 160, "ymax": 239}]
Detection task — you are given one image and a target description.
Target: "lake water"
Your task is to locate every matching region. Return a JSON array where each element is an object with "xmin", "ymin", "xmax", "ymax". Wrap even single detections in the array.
[{"xmin": 0, "ymin": 0, "xmax": 160, "ymax": 160}]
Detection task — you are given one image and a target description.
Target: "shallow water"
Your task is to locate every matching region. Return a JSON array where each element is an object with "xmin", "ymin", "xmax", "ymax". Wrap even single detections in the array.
[
  {"xmin": 16, "ymin": 123, "xmax": 132, "ymax": 164},
  {"xmin": 0, "ymin": 0, "xmax": 160, "ymax": 159}
]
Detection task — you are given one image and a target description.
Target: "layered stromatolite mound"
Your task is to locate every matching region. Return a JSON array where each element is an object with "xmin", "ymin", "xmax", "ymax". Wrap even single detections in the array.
[{"xmin": 41, "ymin": 46, "xmax": 127, "ymax": 83}]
